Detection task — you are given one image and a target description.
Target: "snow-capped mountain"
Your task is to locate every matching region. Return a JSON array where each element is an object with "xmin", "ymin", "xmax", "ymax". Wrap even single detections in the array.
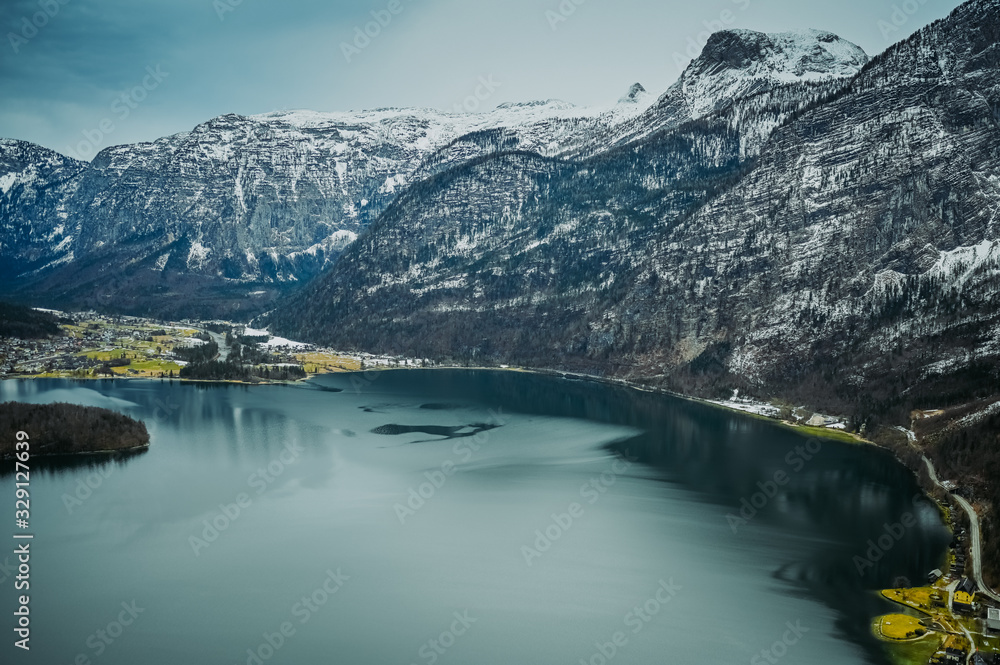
[
  {"xmin": 0, "ymin": 90, "xmax": 655, "ymax": 317},
  {"xmin": 577, "ymin": 28, "xmax": 869, "ymax": 156},
  {"xmin": 270, "ymin": 0, "xmax": 1000, "ymax": 427}
]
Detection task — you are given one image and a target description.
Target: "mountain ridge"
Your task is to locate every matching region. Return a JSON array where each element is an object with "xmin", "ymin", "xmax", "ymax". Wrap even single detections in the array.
[
  {"xmin": 0, "ymin": 89, "xmax": 658, "ymax": 317},
  {"xmin": 267, "ymin": 0, "xmax": 999, "ymax": 431}
]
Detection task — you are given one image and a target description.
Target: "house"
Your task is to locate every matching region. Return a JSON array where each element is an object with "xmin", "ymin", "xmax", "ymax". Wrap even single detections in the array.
[
  {"xmin": 988, "ymin": 607, "xmax": 1000, "ymax": 633},
  {"xmin": 959, "ymin": 578, "xmax": 976, "ymax": 594},
  {"xmin": 953, "ymin": 591, "xmax": 975, "ymax": 614},
  {"xmin": 929, "ymin": 569, "xmax": 943, "ymax": 584}
]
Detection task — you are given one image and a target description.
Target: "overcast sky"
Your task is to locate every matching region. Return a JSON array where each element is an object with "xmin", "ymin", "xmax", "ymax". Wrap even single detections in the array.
[{"xmin": 0, "ymin": 0, "xmax": 964, "ymax": 158}]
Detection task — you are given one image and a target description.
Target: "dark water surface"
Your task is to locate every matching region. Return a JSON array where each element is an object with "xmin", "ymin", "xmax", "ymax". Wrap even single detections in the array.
[{"xmin": 0, "ymin": 371, "xmax": 949, "ymax": 664}]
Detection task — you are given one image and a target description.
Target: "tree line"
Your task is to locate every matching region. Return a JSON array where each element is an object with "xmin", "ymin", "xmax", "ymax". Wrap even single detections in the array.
[
  {"xmin": 0, "ymin": 301, "xmax": 62, "ymax": 339},
  {"xmin": 0, "ymin": 402, "xmax": 149, "ymax": 457}
]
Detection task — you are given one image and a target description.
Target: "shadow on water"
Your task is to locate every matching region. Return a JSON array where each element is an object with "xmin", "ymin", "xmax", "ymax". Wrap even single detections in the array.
[
  {"xmin": 359, "ymin": 403, "xmax": 408, "ymax": 413},
  {"xmin": 302, "ymin": 384, "xmax": 343, "ymax": 393},
  {"xmin": 371, "ymin": 422, "xmax": 501, "ymax": 442}
]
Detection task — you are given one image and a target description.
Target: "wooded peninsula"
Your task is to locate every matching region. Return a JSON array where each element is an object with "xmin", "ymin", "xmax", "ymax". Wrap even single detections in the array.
[{"xmin": 0, "ymin": 402, "xmax": 150, "ymax": 458}]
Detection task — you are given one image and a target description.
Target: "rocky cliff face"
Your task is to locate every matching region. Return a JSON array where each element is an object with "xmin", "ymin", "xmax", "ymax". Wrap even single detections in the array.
[
  {"xmin": 614, "ymin": 0, "xmax": 1000, "ymax": 419},
  {"xmin": 0, "ymin": 96, "xmax": 653, "ymax": 317},
  {"xmin": 0, "ymin": 140, "xmax": 85, "ymax": 281},
  {"xmin": 271, "ymin": 0, "xmax": 1000, "ymax": 426}
]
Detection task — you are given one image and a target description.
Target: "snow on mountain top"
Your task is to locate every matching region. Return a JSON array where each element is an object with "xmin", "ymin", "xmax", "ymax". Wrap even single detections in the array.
[
  {"xmin": 495, "ymin": 99, "xmax": 576, "ymax": 111},
  {"xmin": 254, "ymin": 91, "xmax": 652, "ymax": 131},
  {"xmin": 673, "ymin": 28, "xmax": 868, "ymax": 118},
  {"xmin": 691, "ymin": 28, "xmax": 868, "ymax": 82},
  {"xmin": 241, "ymin": 89, "xmax": 658, "ymax": 160},
  {"xmin": 591, "ymin": 29, "xmax": 867, "ymax": 156},
  {"xmin": 619, "ymin": 83, "xmax": 650, "ymax": 104}
]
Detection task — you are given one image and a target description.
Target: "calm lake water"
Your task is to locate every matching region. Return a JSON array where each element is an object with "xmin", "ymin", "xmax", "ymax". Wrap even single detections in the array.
[{"xmin": 0, "ymin": 371, "xmax": 949, "ymax": 664}]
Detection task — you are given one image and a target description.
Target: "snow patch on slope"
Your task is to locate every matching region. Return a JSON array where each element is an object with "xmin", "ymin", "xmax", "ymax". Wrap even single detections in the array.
[
  {"xmin": 0, "ymin": 172, "xmax": 17, "ymax": 195},
  {"xmin": 187, "ymin": 242, "xmax": 211, "ymax": 269}
]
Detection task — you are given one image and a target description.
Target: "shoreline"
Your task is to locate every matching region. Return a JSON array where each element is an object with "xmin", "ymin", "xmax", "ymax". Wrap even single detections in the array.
[
  {"xmin": 1, "ymin": 442, "xmax": 151, "ymax": 462},
  {"xmin": 328, "ymin": 362, "xmax": 875, "ymax": 445},
  {"xmin": 4, "ymin": 363, "xmax": 977, "ymax": 663},
  {"xmin": 2, "ymin": 362, "xmax": 875, "ymax": 442}
]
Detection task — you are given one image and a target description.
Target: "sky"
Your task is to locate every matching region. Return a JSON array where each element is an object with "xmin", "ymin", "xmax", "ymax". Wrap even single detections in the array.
[{"xmin": 0, "ymin": 0, "xmax": 965, "ymax": 159}]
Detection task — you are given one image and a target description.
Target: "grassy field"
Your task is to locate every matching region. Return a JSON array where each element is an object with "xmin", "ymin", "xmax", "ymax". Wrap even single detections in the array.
[
  {"xmin": 64, "ymin": 321, "xmax": 202, "ymax": 377},
  {"xmin": 881, "ymin": 633, "xmax": 943, "ymax": 665},
  {"xmin": 882, "ymin": 587, "xmax": 942, "ymax": 616},
  {"xmin": 877, "ymin": 614, "xmax": 927, "ymax": 640},
  {"xmin": 295, "ymin": 352, "xmax": 362, "ymax": 373},
  {"xmin": 780, "ymin": 422, "xmax": 861, "ymax": 444}
]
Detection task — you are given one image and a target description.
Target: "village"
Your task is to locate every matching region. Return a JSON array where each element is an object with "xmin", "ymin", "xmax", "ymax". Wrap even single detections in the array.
[
  {"xmin": 0, "ymin": 310, "xmax": 426, "ymax": 381},
  {"xmin": 875, "ymin": 505, "xmax": 1000, "ymax": 665}
]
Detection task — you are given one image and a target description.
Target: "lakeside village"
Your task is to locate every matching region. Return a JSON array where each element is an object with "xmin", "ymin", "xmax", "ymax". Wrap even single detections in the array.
[
  {"xmin": 3, "ymin": 310, "xmax": 1000, "ymax": 664},
  {"xmin": 0, "ymin": 310, "xmax": 430, "ymax": 382},
  {"xmin": 870, "ymin": 506, "xmax": 1000, "ymax": 665},
  {"xmin": 714, "ymin": 402, "xmax": 1000, "ymax": 664}
]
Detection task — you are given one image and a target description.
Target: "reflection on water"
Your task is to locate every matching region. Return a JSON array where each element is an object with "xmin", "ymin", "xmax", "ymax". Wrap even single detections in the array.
[{"xmin": 0, "ymin": 373, "xmax": 948, "ymax": 665}]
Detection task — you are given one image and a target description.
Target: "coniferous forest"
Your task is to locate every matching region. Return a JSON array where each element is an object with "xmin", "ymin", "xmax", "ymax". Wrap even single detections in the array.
[{"xmin": 0, "ymin": 402, "xmax": 150, "ymax": 457}]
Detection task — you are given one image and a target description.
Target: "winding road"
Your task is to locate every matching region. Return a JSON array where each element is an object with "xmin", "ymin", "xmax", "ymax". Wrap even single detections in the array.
[{"xmin": 921, "ymin": 454, "xmax": 1000, "ymax": 605}]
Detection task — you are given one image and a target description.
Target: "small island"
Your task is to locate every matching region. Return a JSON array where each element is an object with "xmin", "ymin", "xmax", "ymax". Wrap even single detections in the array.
[{"xmin": 0, "ymin": 402, "xmax": 150, "ymax": 458}]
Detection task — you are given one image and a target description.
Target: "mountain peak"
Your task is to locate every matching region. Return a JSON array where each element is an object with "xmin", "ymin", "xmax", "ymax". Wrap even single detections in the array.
[
  {"xmin": 618, "ymin": 83, "xmax": 649, "ymax": 104},
  {"xmin": 494, "ymin": 99, "xmax": 576, "ymax": 111},
  {"xmin": 691, "ymin": 28, "xmax": 868, "ymax": 82},
  {"xmin": 658, "ymin": 28, "xmax": 868, "ymax": 120}
]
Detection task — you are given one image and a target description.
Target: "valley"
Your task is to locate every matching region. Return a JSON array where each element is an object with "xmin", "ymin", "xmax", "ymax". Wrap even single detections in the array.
[{"xmin": 2, "ymin": 0, "xmax": 999, "ymax": 662}]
